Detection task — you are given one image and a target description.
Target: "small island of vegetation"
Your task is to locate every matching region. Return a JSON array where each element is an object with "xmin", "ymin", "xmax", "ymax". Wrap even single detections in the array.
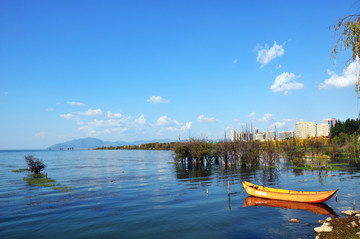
[{"xmin": 13, "ymin": 155, "xmax": 71, "ymax": 192}]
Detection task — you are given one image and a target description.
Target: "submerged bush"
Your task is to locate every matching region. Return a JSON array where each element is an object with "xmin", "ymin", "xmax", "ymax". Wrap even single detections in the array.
[{"xmin": 25, "ymin": 155, "xmax": 46, "ymax": 174}]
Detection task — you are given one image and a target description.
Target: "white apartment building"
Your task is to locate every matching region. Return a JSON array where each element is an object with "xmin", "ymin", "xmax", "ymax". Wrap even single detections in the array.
[
  {"xmin": 254, "ymin": 133, "xmax": 265, "ymax": 141},
  {"xmin": 317, "ymin": 123, "xmax": 330, "ymax": 137},
  {"xmin": 296, "ymin": 121, "xmax": 317, "ymax": 139},
  {"xmin": 231, "ymin": 129, "xmax": 237, "ymax": 142},
  {"xmin": 296, "ymin": 121, "xmax": 329, "ymax": 139},
  {"xmin": 265, "ymin": 131, "xmax": 276, "ymax": 140}
]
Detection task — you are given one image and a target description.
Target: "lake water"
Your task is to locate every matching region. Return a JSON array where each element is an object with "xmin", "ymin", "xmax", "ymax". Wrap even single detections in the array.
[{"xmin": 1, "ymin": 150, "xmax": 359, "ymax": 239}]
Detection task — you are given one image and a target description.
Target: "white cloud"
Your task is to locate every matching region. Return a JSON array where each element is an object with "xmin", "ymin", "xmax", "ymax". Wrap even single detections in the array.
[
  {"xmin": 135, "ymin": 115, "xmax": 146, "ymax": 126},
  {"xmin": 60, "ymin": 113, "xmax": 75, "ymax": 120},
  {"xmin": 181, "ymin": 122, "xmax": 192, "ymax": 131},
  {"xmin": 107, "ymin": 111, "xmax": 122, "ymax": 118},
  {"xmin": 249, "ymin": 112, "xmax": 256, "ymax": 119},
  {"xmin": 262, "ymin": 113, "xmax": 273, "ymax": 122},
  {"xmin": 233, "ymin": 59, "xmax": 238, "ymax": 64},
  {"xmin": 147, "ymin": 96, "xmax": 170, "ymax": 104},
  {"xmin": 105, "ymin": 119, "xmax": 125, "ymax": 127},
  {"xmin": 270, "ymin": 72, "xmax": 304, "ymax": 95},
  {"xmin": 79, "ymin": 109, "xmax": 103, "ymax": 117},
  {"xmin": 156, "ymin": 115, "xmax": 181, "ymax": 126},
  {"xmin": 249, "ymin": 112, "xmax": 274, "ymax": 122},
  {"xmin": 319, "ymin": 60, "xmax": 360, "ymax": 89},
  {"xmin": 198, "ymin": 114, "xmax": 217, "ymax": 123},
  {"xmin": 270, "ymin": 118, "xmax": 294, "ymax": 130},
  {"xmin": 271, "ymin": 121, "xmax": 286, "ymax": 129},
  {"xmin": 67, "ymin": 101, "xmax": 85, "ymax": 106},
  {"xmin": 257, "ymin": 41, "xmax": 285, "ymax": 66},
  {"xmin": 88, "ymin": 119, "xmax": 104, "ymax": 127}
]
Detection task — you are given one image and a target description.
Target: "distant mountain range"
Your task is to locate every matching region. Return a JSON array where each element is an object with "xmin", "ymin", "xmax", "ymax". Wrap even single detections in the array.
[{"xmin": 48, "ymin": 137, "xmax": 174, "ymax": 150}]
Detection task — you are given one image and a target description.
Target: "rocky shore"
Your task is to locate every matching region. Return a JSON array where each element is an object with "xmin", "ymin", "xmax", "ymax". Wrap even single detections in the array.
[{"xmin": 314, "ymin": 210, "xmax": 360, "ymax": 239}]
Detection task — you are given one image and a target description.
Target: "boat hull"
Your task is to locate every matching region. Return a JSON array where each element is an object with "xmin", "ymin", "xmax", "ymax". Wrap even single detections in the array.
[
  {"xmin": 242, "ymin": 181, "xmax": 337, "ymax": 203},
  {"xmin": 244, "ymin": 196, "xmax": 338, "ymax": 217}
]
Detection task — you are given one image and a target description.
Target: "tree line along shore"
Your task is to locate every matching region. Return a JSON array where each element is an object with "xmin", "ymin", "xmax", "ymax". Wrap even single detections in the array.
[{"xmin": 96, "ymin": 118, "xmax": 360, "ymax": 169}]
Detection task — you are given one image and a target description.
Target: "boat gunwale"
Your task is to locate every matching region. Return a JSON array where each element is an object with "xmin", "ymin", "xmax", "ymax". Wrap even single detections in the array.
[{"xmin": 243, "ymin": 181, "xmax": 338, "ymax": 196}]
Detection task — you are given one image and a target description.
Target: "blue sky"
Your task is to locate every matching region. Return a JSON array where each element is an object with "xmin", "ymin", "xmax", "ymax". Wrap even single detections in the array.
[{"xmin": 1, "ymin": 0, "xmax": 360, "ymax": 149}]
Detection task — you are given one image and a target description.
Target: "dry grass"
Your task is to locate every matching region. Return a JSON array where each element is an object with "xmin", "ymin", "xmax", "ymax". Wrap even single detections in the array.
[{"xmin": 318, "ymin": 217, "xmax": 360, "ymax": 239}]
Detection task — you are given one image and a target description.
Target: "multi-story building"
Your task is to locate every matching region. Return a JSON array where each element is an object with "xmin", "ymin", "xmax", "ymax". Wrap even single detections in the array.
[
  {"xmin": 254, "ymin": 133, "xmax": 265, "ymax": 141},
  {"xmin": 317, "ymin": 123, "xmax": 330, "ymax": 137},
  {"xmin": 265, "ymin": 131, "xmax": 276, "ymax": 141},
  {"xmin": 296, "ymin": 121, "xmax": 317, "ymax": 139},
  {"xmin": 324, "ymin": 118, "xmax": 336, "ymax": 128},
  {"xmin": 296, "ymin": 120, "xmax": 332, "ymax": 139},
  {"xmin": 237, "ymin": 132, "xmax": 244, "ymax": 141},
  {"xmin": 278, "ymin": 131, "xmax": 294, "ymax": 140},
  {"xmin": 244, "ymin": 132, "xmax": 252, "ymax": 141},
  {"xmin": 230, "ymin": 129, "xmax": 237, "ymax": 142}
]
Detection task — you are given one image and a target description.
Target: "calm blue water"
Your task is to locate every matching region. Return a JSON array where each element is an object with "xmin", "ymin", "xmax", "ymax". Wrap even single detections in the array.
[{"xmin": 0, "ymin": 150, "xmax": 359, "ymax": 239}]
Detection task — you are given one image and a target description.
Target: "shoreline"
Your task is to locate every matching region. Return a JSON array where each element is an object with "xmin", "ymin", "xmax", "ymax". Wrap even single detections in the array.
[{"xmin": 314, "ymin": 210, "xmax": 360, "ymax": 239}]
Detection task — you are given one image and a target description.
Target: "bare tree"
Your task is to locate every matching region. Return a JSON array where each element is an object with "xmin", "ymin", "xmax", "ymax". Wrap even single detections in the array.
[{"xmin": 25, "ymin": 155, "xmax": 46, "ymax": 174}]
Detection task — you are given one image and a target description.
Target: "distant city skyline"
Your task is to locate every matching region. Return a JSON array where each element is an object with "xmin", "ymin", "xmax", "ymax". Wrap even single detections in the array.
[
  {"xmin": 1, "ymin": 1, "xmax": 359, "ymax": 149},
  {"xmin": 230, "ymin": 117, "xmax": 335, "ymax": 141}
]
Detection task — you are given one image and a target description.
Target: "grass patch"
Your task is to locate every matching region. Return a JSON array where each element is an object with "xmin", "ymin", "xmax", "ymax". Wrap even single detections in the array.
[
  {"xmin": 12, "ymin": 168, "xmax": 30, "ymax": 173},
  {"xmin": 289, "ymin": 165, "xmax": 344, "ymax": 171},
  {"xmin": 23, "ymin": 174, "xmax": 56, "ymax": 187},
  {"xmin": 23, "ymin": 174, "xmax": 72, "ymax": 192},
  {"xmin": 328, "ymin": 163, "xmax": 349, "ymax": 166},
  {"xmin": 52, "ymin": 186, "xmax": 72, "ymax": 192}
]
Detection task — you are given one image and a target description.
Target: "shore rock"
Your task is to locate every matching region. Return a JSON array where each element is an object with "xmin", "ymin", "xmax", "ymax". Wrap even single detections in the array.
[
  {"xmin": 341, "ymin": 210, "xmax": 360, "ymax": 216},
  {"xmin": 350, "ymin": 221, "xmax": 358, "ymax": 227},
  {"xmin": 289, "ymin": 219, "xmax": 300, "ymax": 223},
  {"xmin": 314, "ymin": 224, "xmax": 333, "ymax": 233},
  {"xmin": 325, "ymin": 217, "xmax": 332, "ymax": 222}
]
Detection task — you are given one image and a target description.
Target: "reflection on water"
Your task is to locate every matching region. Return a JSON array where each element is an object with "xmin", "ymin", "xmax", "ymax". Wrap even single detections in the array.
[
  {"xmin": 175, "ymin": 163, "xmax": 213, "ymax": 180},
  {"xmin": 244, "ymin": 196, "xmax": 338, "ymax": 217},
  {"xmin": 174, "ymin": 162, "xmax": 280, "ymax": 186}
]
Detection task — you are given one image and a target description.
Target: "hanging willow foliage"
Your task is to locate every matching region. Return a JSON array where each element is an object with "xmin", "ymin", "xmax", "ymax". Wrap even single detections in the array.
[{"xmin": 332, "ymin": 14, "xmax": 360, "ymax": 96}]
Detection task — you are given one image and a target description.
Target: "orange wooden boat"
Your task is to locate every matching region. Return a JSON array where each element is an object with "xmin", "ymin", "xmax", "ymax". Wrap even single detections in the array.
[
  {"xmin": 242, "ymin": 181, "xmax": 338, "ymax": 203},
  {"xmin": 244, "ymin": 196, "xmax": 338, "ymax": 217}
]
